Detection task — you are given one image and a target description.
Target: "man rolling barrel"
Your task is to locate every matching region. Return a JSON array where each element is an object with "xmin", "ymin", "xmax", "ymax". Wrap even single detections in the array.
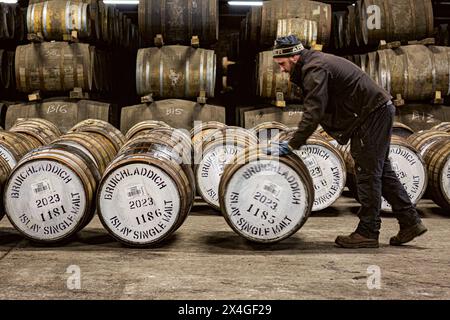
[{"xmin": 267, "ymin": 35, "xmax": 427, "ymax": 248}]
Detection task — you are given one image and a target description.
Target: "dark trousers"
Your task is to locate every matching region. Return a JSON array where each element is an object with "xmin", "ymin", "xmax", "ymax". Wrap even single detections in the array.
[{"xmin": 350, "ymin": 103, "xmax": 422, "ymax": 239}]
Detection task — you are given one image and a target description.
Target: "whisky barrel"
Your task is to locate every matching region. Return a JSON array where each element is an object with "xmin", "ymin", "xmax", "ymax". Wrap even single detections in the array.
[
  {"xmin": 136, "ymin": 46, "xmax": 216, "ymax": 99},
  {"xmin": 69, "ymin": 119, "xmax": 125, "ymax": 154},
  {"xmin": 15, "ymin": 42, "xmax": 95, "ymax": 93},
  {"xmin": 27, "ymin": 0, "xmax": 92, "ymax": 41},
  {"xmin": 0, "ymin": 156, "xmax": 11, "ymax": 221},
  {"xmin": 364, "ymin": 51, "xmax": 378, "ymax": 82},
  {"xmin": 191, "ymin": 121, "xmax": 228, "ymax": 148},
  {"xmin": 392, "ymin": 122, "xmax": 414, "ymax": 138},
  {"xmin": 138, "ymin": 0, "xmax": 218, "ymax": 46},
  {"xmin": 359, "ymin": 0, "xmax": 434, "ymax": 47},
  {"xmin": 97, "ymin": 131, "xmax": 195, "ymax": 246},
  {"xmin": 120, "ymin": 99, "xmax": 225, "ymax": 134},
  {"xmin": 421, "ymin": 138, "xmax": 450, "ymax": 211},
  {"xmin": 276, "ymin": 129, "xmax": 347, "ymax": 211},
  {"xmin": 125, "ymin": 120, "xmax": 171, "ymax": 141},
  {"xmin": 52, "ymin": 132, "xmax": 117, "ymax": 174},
  {"xmin": 377, "ymin": 45, "xmax": 450, "ymax": 101},
  {"xmin": 0, "ymin": 131, "xmax": 41, "ymax": 168},
  {"xmin": 407, "ymin": 130, "xmax": 450, "ymax": 158},
  {"xmin": 195, "ymin": 128, "xmax": 258, "ymax": 209},
  {"xmin": 218, "ymin": 145, "xmax": 314, "ymax": 243},
  {"xmin": 277, "ymin": 18, "xmax": 318, "ymax": 48},
  {"xmin": 395, "ymin": 104, "xmax": 450, "ymax": 132},
  {"xmin": 259, "ymin": 0, "xmax": 332, "ymax": 49},
  {"xmin": 432, "ymin": 122, "xmax": 450, "ymax": 133},
  {"xmin": 250, "ymin": 121, "xmax": 289, "ymax": 144},
  {"xmin": 242, "ymin": 106, "xmax": 303, "ymax": 129},
  {"xmin": 5, "ymin": 98, "xmax": 113, "ymax": 133},
  {"xmin": 9, "ymin": 118, "xmax": 61, "ymax": 145},
  {"xmin": 333, "ymin": 11, "xmax": 346, "ymax": 50},
  {"xmin": 3, "ymin": 144, "xmax": 100, "ymax": 243},
  {"xmin": 256, "ymin": 51, "xmax": 302, "ymax": 101}
]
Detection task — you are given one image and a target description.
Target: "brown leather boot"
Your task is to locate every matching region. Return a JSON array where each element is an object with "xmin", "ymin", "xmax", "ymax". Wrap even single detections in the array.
[
  {"xmin": 390, "ymin": 222, "xmax": 427, "ymax": 246},
  {"xmin": 335, "ymin": 232, "xmax": 379, "ymax": 248}
]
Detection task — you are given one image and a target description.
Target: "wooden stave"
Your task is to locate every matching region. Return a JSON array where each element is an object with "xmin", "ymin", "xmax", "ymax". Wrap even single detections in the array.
[
  {"xmin": 125, "ymin": 120, "xmax": 171, "ymax": 141},
  {"xmin": 407, "ymin": 130, "xmax": 450, "ymax": 158},
  {"xmin": 432, "ymin": 122, "xmax": 450, "ymax": 133}
]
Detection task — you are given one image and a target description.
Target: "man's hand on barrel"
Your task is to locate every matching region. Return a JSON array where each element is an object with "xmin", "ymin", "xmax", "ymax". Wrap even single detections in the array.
[{"xmin": 262, "ymin": 140, "xmax": 293, "ymax": 156}]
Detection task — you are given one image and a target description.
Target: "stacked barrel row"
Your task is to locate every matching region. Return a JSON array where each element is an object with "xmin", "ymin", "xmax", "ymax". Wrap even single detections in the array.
[
  {"xmin": 345, "ymin": 45, "xmax": 450, "ymax": 102},
  {"xmin": 27, "ymin": 0, "xmax": 141, "ymax": 49},
  {"xmin": 333, "ymin": 0, "xmax": 434, "ymax": 51},
  {"xmin": 136, "ymin": 0, "xmax": 219, "ymax": 102}
]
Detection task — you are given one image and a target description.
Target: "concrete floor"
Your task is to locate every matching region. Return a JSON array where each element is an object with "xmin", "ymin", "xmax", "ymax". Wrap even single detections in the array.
[{"xmin": 0, "ymin": 194, "xmax": 449, "ymax": 300}]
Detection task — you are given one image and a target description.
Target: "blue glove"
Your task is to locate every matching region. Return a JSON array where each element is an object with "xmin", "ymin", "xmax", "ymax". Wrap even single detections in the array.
[{"xmin": 262, "ymin": 141, "xmax": 292, "ymax": 156}]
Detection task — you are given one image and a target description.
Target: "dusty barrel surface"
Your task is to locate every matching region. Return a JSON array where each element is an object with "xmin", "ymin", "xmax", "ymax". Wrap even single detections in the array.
[
  {"xmin": 97, "ymin": 129, "xmax": 195, "ymax": 246},
  {"xmin": 138, "ymin": 0, "xmax": 218, "ymax": 46},
  {"xmin": 191, "ymin": 120, "xmax": 228, "ymax": 148},
  {"xmin": 68, "ymin": 119, "xmax": 125, "ymax": 154},
  {"xmin": 9, "ymin": 118, "xmax": 61, "ymax": 145},
  {"xmin": 392, "ymin": 122, "xmax": 414, "ymax": 139},
  {"xmin": 136, "ymin": 46, "xmax": 216, "ymax": 99},
  {"xmin": 5, "ymin": 98, "xmax": 113, "ymax": 133},
  {"xmin": 333, "ymin": 11, "xmax": 346, "ymax": 49},
  {"xmin": 377, "ymin": 45, "xmax": 450, "ymax": 101},
  {"xmin": 432, "ymin": 122, "xmax": 450, "ymax": 133},
  {"xmin": 256, "ymin": 51, "xmax": 302, "ymax": 101},
  {"xmin": 15, "ymin": 42, "xmax": 95, "ymax": 93},
  {"xmin": 360, "ymin": 0, "xmax": 434, "ymax": 46},
  {"xmin": 276, "ymin": 130, "xmax": 347, "ymax": 211},
  {"xmin": 0, "ymin": 156, "xmax": 11, "ymax": 221},
  {"xmin": 125, "ymin": 120, "xmax": 171, "ymax": 141},
  {"xmin": 344, "ymin": 4, "xmax": 356, "ymax": 48},
  {"xmin": 52, "ymin": 132, "xmax": 117, "ymax": 175},
  {"xmin": 407, "ymin": 130, "xmax": 450, "ymax": 158},
  {"xmin": 27, "ymin": 0, "xmax": 92, "ymax": 40},
  {"xmin": 219, "ymin": 146, "xmax": 314, "ymax": 243},
  {"xmin": 4, "ymin": 144, "xmax": 100, "ymax": 243},
  {"xmin": 195, "ymin": 128, "xmax": 258, "ymax": 209},
  {"xmin": 259, "ymin": 0, "xmax": 332, "ymax": 49},
  {"xmin": 250, "ymin": 121, "xmax": 289, "ymax": 144}
]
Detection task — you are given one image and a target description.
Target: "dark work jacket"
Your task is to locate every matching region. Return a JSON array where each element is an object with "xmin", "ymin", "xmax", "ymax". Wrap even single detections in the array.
[{"xmin": 288, "ymin": 49, "xmax": 392, "ymax": 149}]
